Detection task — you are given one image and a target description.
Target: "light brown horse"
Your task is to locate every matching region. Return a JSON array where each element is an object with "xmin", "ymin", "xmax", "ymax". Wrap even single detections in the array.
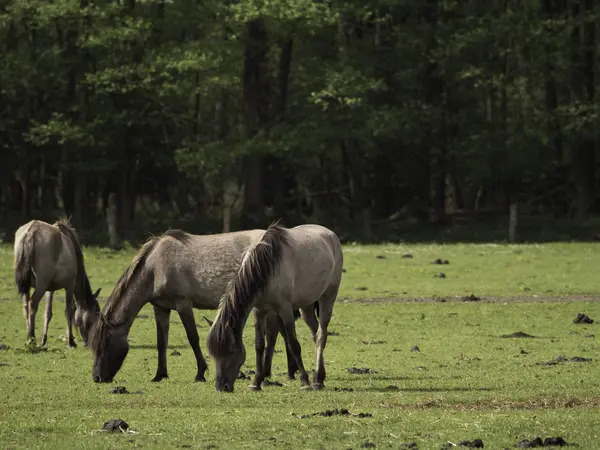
[
  {"xmin": 88, "ymin": 228, "xmax": 308, "ymax": 383},
  {"xmin": 206, "ymin": 223, "xmax": 343, "ymax": 392},
  {"xmin": 13, "ymin": 219, "xmax": 101, "ymax": 347}
]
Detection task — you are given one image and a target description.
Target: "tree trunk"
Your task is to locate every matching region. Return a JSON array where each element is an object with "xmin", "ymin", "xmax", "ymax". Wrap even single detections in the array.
[
  {"xmin": 269, "ymin": 37, "xmax": 294, "ymax": 222},
  {"xmin": 341, "ymin": 140, "xmax": 372, "ymax": 240},
  {"xmin": 240, "ymin": 19, "xmax": 270, "ymax": 229},
  {"xmin": 571, "ymin": 0, "xmax": 595, "ymax": 217},
  {"xmin": 542, "ymin": 0, "xmax": 564, "ymax": 161},
  {"xmin": 106, "ymin": 192, "xmax": 122, "ymax": 249},
  {"xmin": 508, "ymin": 202, "xmax": 518, "ymax": 243}
]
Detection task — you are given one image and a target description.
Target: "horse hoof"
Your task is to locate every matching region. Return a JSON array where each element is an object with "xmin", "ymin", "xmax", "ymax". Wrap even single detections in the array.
[
  {"xmin": 151, "ymin": 375, "xmax": 168, "ymax": 382},
  {"xmin": 249, "ymin": 385, "xmax": 262, "ymax": 391},
  {"xmin": 300, "ymin": 384, "xmax": 313, "ymax": 390},
  {"xmin": 194, "ymin": 376, "xmax": 206, "ymax": 382},
  {"xmin": 311, "ymin": 383, "xmax": 324, "ymax": 391}
]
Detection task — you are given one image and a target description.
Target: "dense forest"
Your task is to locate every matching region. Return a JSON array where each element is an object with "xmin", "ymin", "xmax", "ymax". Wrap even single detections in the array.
[{"xmin": 0, "ymin": 0, "xmax": 599, "ymax": 244}]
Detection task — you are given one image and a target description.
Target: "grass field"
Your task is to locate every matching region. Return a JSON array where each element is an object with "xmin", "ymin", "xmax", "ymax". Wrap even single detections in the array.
[{"xmin": 0, "ymin": 241, "xmax": 599, "ymax": 449}]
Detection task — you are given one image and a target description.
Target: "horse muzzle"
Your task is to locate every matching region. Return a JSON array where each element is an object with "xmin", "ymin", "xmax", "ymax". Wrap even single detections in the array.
[{"xmin": 215, "ymin": 381, "xmax": 234, "ymax": 393}]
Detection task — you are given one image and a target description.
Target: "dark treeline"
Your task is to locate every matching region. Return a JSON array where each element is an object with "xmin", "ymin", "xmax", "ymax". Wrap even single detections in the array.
[{"xmin": 1, "ymin": 0, "xmax": 599, "ymax": 244}]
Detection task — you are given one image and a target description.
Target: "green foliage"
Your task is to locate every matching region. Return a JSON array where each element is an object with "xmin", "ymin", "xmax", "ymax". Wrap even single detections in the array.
[{"xmin": 1, "ymin": 0, "xmax": 600, "ymax": 233}]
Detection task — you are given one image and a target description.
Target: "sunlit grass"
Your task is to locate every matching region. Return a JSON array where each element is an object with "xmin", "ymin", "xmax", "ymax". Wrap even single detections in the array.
[{"xmin": 0, "ymin": 242, "xmax": 599, "ymax": 448}]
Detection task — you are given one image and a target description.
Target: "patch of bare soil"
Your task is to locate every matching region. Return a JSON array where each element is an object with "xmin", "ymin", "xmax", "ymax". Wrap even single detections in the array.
[
  {"xmin": 515, "ymin": 436, "xmax": 570, "ymax": 447},
  {"xmin": 110, "ymin": 386, "xmax": 143, "ymax": 394},
  {"xmin": 501, "ymin": 331, "xmax": 536, "ymax": 338},
  {"xmin": 348, "ymin": 367, "xmax": 377, "ymax": 374},
  {"xmin": 102, "ymin": 419, "xmax": 129, "ymax": 432},
  {"xmin": 573, "ymin": 313, "xmax": 594, "ymax": 324},
  {"xmin": 380, "ymin": 397, "xmax": 600, "ymax": 412},
  {"xmin": 540, "ymin": 355, "xmax": 592, "ymax": 366},
  {"xmin": 261, "ymin": 379, "xmax": 283, "ymax": 387},
  {"xmin": 293, "ymin": 408, "xmax": 372, "ymax": 419},
  {"xmin": 340, "ymin": 295, "xmax": 597, "ymax": 304},
  {"xmin": 441, "ymin": 440, "xmax": 484, "ymax": 449}
]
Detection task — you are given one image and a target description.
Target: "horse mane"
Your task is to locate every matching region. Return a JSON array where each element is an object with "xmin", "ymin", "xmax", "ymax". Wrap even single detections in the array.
[
  {"xmin": 207, "ymin": 222, "xmax": 289, "ymax": 358},
  {"xmin": 89, "ymin": 228, "xmax": 192, "ymax": 354},
  {"xmin": 55, "ymin": 218, "xmax": 96, "ymax": 309}
]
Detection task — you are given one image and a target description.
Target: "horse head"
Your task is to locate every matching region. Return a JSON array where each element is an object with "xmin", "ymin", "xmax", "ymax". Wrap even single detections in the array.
[
  {"xmin": 89, "ymin": 314, "xmax": 129, "ymax": 383},
  {"xmin": 207, "ymin": 321, "xmax": 246, "ymax": 392}
]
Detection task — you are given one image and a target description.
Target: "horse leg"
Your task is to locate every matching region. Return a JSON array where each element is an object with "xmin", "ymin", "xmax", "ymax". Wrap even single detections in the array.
[
  {"xmin": 40, "ymin": 291, "xmax": 54, "ymax": 346},
  {"xmin": 281, "ymin": 328, "xmax": 298, "ymax": 380},
  {"xmin": 278, "ymin": 306, "xmax": 311, "ymax": 390},
  {"xmin": 64, "ymin": 288, "xmax": 76, "ymax": 348},
  {"xmin": 22, "ymin": 292, "xmax": 30, "ymax": 333},
  {"xmin": 300, "ymin": 304, "xmax": 319, "ymax": 343},
  {"xmin": 152, "ymin": 305, "xmax": 171, "ymax": 382},
  {"xmin": 177, "ymin": 306, "xmax": 208, "ymax": 382},
  {"xmin": 26, "ymin": 288, "xmax": 45, "ymax": 344},
  {"xmin": 250, "ymin": 308, "xmax": 267, "ymax": 391},
  {"xmin": 262, "ymin": 312, "xmax": 281, "ymax": 380},
  {"xmin": 312, "ymin": 290, "xmax": 337, "ymax": 390}
]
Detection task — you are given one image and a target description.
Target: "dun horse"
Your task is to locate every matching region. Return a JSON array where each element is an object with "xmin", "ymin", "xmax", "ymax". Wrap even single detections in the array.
[
  {"xmin": 88, "ymin": 228, "xmax": 307, "ymax": 383},
  {"xmin": 13, "ymin": 219, "xmax": 101, "ymax": 347},
  {"xmin": 206, "ymin": 223, "xmax": 343, "ymax": 392}
]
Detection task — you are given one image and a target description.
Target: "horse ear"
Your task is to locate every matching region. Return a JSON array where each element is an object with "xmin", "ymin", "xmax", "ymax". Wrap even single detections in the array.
[
  {"xmin": 203, "ymin": 316, "xmax": 214, "ymax": 327},
  {"xmin": 93, "ymin": 288, "xmax": 101, "ymax": 299}
]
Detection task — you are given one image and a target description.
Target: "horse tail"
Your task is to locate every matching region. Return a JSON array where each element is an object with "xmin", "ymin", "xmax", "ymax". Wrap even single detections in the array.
[
  {"xmin": 56, "ymin": 219, "xmax": 96, "ymax": 304},
  {"xmin": 14, "ymin": 231, "xmax": 35, "ymax": 296},
  {"xmin": 207, "ymin": 222, "xmax": 289, "ymax": 357}
]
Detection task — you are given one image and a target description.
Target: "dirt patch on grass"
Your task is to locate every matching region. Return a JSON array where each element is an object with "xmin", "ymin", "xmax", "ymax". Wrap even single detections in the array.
[
  {"xmin": 293, "ymin": 408, "xmax": 372, "ymax": 419},
  {"xmin": 501, "ymin": 331, "xmax": 537, "ymax": 338},
  {"xmin": 380, "ymin": 396, "xmax": 600, "ymax": 412},
  {"xmin": 573, "ymin": 313, "xmax": 594, "ymax": 324},
  {"xmin": 539, "ymin": 355, "xmax": 592, "ymax": 366},
  {"xmin": 515, "ymin": 436, "xmax": 570, "ymax": 448},
  {"xmin": 340, "ymin": 295, "xmax": 597, "ymax": 304},
  {"xmin": 348, "ymin": 367, "xmax": 377, "ymax": 374},
  {"xmin": 102, "ymin": 419, "xmax": 129, "ymax": 432}
]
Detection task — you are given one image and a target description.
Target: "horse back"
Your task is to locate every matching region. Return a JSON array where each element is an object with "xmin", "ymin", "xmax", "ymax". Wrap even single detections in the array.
[
  {"xmin": 275, "ymin": 224, "xmax": 343, "ymax": 304},
  {"xmin": 15, "ymin": 220, "xmax": 75, "ymax": 289},
  {"xmin": 145, "ymin": 229, "xmax": 264, "ymax": 308}
]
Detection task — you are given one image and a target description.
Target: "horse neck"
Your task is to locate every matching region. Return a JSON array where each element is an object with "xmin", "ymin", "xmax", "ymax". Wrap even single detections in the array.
[
  {"xmin": 73, "ymin": 271, "xmax": 95, "ymax": 310},
  {"xmin": 105, "ymin": 270, "xmax": 153, "ymax": 334}
]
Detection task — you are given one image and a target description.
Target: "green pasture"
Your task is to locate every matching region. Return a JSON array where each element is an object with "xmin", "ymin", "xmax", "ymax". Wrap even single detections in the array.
[{"xmin": 0, "ymin": 241, "xmax": 599, "ymax": 449}]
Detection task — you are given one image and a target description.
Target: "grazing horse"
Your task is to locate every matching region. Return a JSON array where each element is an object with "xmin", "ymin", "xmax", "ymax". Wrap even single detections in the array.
[
  {"xmin": 88, "ymin": 228, "xmax": 308, "ymax": 383},
  {"xmin": 206, "ymin": 223, "xmax": 343, "ymax": 392},
  {"xmin": 13, "ymin": 219, "xmax": 101, "ymax": 347}
]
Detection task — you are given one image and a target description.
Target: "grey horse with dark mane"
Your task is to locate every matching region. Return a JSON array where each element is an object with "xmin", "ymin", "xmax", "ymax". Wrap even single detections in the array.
[
  {"xmin": 88, "ymin": 227, "xmax": 307, "ymax": 383},
  {"xmin": 206, "ymin": 223, "xmax": 343, "ymax": 392},
  {"xmin": 13, "ymin": 218, "xmax": 101, "ymax": 347}
]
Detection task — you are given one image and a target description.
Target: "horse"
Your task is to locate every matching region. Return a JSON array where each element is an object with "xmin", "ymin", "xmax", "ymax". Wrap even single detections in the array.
[
  {"xmin": 13, "ymin": 218, "xmax": 101, "ymax": 347},
  {"xmin": 206, "ymin": 223, "xmax": 343, "ymax": 392},
  {"xmin": 88, "ymin": 228, "xmax": 311, "ymax": 383}
]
